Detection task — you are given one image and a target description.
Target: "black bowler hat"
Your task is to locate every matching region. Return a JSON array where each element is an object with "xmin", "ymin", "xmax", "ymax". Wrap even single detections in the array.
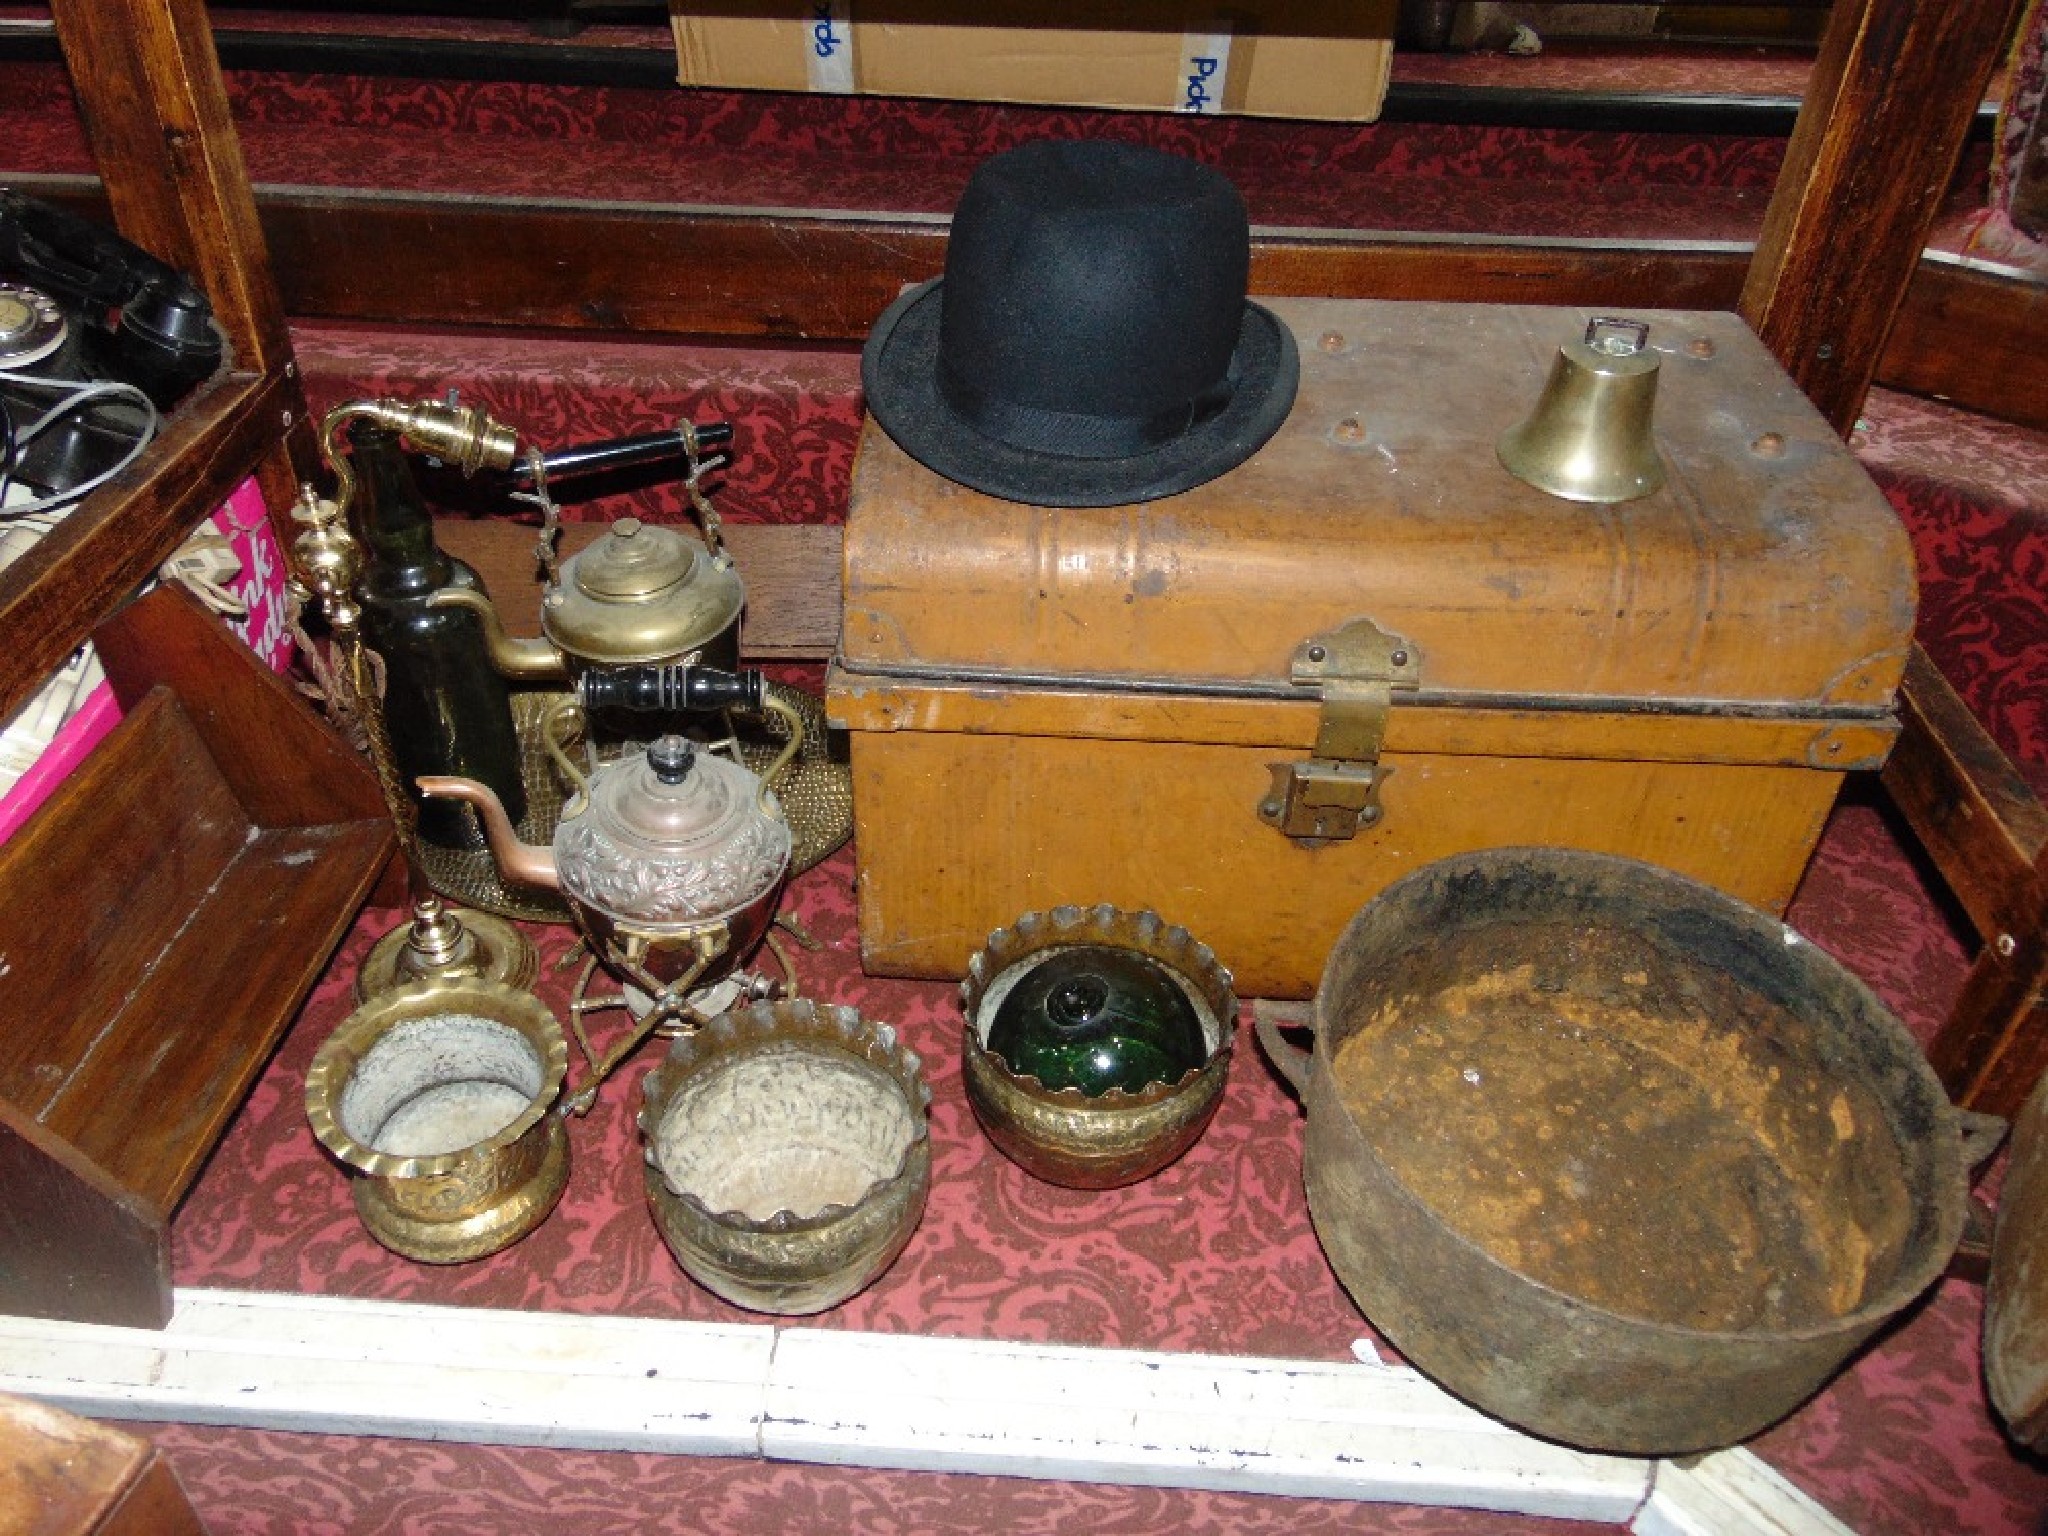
[{"xmin": 861, "ymin": 140, "xmax": 1300, "ymax": 508}]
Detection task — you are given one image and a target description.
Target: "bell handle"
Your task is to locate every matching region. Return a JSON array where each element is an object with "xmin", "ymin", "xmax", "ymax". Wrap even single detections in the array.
[
  {"xmin": 1252, "ymin": 999, "xmax": 1316, "ymax": 1098},
  {"xmin": 427, "ymin": 587, "xmax": 568, "ymax": 681}
]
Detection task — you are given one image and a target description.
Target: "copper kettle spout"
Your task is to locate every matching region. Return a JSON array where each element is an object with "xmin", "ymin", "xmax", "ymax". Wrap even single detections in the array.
[{"xmin": 417, "ymin": 775, "xmax": 560, "ymax": 891}]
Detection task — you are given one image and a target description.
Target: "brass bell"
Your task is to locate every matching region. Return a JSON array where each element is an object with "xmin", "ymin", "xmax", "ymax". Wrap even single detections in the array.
[{"xmin": 1498, "ymin": 317, "xmax": 1666, "ymax": 503}]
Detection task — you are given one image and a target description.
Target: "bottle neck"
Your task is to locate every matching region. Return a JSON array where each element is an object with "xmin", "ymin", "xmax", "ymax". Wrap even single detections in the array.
[{"xmin": 346, "ymin": 421, "xmax": 449, "ymax": 586}]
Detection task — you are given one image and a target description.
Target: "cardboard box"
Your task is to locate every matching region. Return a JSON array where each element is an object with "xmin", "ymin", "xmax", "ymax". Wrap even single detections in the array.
[{"xmin": 671, "ymin": 1, "xmax": 1396, "ymax": 121}]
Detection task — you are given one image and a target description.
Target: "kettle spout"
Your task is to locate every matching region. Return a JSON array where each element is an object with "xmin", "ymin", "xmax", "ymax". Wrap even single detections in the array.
[{"xmin": 417, "ymin": 775, "xmax": 561, "ymax": 891}]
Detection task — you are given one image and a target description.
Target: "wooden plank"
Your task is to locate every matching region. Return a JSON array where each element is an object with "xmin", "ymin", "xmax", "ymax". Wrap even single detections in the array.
[
  {"xmin": 1935, "ymin": 941, "xmax": 2048, "ymax": 1119},
  {"xmin": 1882, "ymin": 645, "xmax": 2048, "ymax": 1118},
  {"xmin": 253, "ymin": 188, "xmax": 1750, "ymax": 339},
  {"xmin": 0, "ymin": 692, "xmax": 251, "ymax": 1116},
  {"xmin": 43, "ymin": 820, "xmax": 393, "ymax": 1200},
  {"xmin": 1738, "ymin": 0, "xmax": 2024, "ymax": 433},
  {"xmin": 437, "ymin": 517, "xmax": 844, "ymax": 661},
  {"xmin": 1635, "ymin": 1451, "xmax": 1856, "ymax": 1536},
  {"xmin": 29, "ymin": 174, "xmax": 2048, "ymax": 439},
  {"xmin": 92, "ymin": 584, "xmax": 391, "ymax": 832},
  {"xmin": 0, "ymin": 1286, "xmax": 1859, "ymax": 1534},
  {"xmin": 0, "ymin": 369, "xmax": 285, "ymax": 728},
  {"xmin": 0, "ymin": 1392, "xmax": 157, "ymax": 1536},
  {"xmin": 0, "ymin": 1290, "xmax": 776, "ymax": 1457},
  {"xmin": 1880, "ymin": 645, "xmax": 2048, "ymax": 942},
  {"xmin": 1885, "ymin": 257, "xmax": 2048, "ymax": 436},
  {"xmin": 95, "ymin": 1456, "xmax": 212, "ymax": 1536},
  {"xmin": 765, "ymin": 1327, "xmax": 1647, "ymax": 1521},
  {"xmin": 0, "ymin": 1105, "xmax": 168, "ymax": 1329}
]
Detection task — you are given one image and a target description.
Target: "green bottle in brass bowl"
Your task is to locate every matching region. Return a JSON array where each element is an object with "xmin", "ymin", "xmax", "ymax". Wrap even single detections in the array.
[
  {"xmin": 963, "ymin": 906, "xmax": 1236, "ymax": 1189},
  {"xmin": 985, "ymin": 944, "xmax": 1208, "ymax": 1097}
]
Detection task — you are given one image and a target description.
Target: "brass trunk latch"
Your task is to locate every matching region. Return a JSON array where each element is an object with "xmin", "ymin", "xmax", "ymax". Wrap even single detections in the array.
[{"xmin": 1258, "ymin": 617, "xmax": 1420, "ymax": 843}]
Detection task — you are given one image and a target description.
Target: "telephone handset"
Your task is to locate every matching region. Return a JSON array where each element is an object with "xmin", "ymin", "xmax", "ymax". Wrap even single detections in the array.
[
  {"xmin": 0, "ymin": 188, "xmax": 223, "ymax": 405},
  {"xmin": 0, "ymin": 189, "xmax": 227, "ymax": 514}
]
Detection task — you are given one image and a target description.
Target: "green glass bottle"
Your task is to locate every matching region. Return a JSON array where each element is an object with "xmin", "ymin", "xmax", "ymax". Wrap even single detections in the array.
[
  {"xmin": 985, "ymin": 945, "xmax": 1208, "ymax": 1097},
  {"xmin": 347, "ymin": 420, "xmax": 527, "ymax": 850}
]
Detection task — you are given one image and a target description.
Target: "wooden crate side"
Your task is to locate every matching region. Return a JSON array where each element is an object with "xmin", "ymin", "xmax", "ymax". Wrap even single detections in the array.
[
  {"xmin": 0, "ymin": 691, "xmax": 250, "ymax": 1115},
  {"xmin": 0, "ymin": 1104, "xmax": 168, "ymax": 1329}
]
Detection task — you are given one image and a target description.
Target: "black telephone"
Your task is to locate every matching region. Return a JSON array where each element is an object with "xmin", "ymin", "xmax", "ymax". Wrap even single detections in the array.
[{"xmin": 0, "ymin": 188, "xmax": 223, "ymax": 511}]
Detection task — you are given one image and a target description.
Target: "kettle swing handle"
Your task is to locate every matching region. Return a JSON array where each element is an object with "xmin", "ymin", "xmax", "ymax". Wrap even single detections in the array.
[{"xmin": 567, "ymin": 664, "xmax": 807, "ymax": 812}]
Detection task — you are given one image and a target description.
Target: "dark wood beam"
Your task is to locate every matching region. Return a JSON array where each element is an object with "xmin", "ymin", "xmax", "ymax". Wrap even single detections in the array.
[
  {"xmin": 21, "ymin": 174, "xmax": 2043, "ymax": 432},
  {"xmin": 240, "ymin": 187, "xmax": 1762, "ymax": 336},
  {"xmin": 1886, "ymin": 258, "xmax": 2048, "ymax": 436},
  {"xmin": 45, "ymin": 0, "xmax": 316, "ymax": 514},
  {"xmin": 1738, "ymin": 0, "xmax": 2023, "ymax": 434}
]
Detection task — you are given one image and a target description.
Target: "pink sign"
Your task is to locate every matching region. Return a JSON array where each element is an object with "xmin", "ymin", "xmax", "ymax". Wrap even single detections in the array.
[{"xmin": 0, "ymin": 476, "xmax": 296, "ymax": 845}]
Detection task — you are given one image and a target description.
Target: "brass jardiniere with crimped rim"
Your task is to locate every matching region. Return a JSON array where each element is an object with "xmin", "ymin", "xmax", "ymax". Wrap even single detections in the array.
[
  {"xmin": 305, "ymin": 976, "xmax": 571, "ymax": 1263},
  {"xmin": 961, "ymin": 905, "xmax": 1237, "ymax": 1189},
  {"xmin": 638, "ymin": 999, "xmax": 931, "ymax": 1315}
]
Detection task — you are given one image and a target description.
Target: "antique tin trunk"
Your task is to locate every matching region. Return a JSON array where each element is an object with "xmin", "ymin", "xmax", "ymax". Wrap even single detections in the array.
[{"xmin": 827, "ymin": 299, "xmax": 1917, "ymax": 998}]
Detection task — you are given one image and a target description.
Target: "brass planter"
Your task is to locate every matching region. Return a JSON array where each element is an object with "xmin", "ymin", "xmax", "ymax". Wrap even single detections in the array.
[
  {"xmin": 306, "ymin": 978, "xmax": 571, "ymax": 1263},
  {"xmin": 961, "ymin": 905, "xmax": 1237, "ymax": 1189},
  {"xmin": 638, "ymin": 1000, "xmax": 930, "ymax": 1315}
]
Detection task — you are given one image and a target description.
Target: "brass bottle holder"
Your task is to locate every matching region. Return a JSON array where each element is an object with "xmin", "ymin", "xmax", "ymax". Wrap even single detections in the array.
[
  {"xmin": 289, "ymin": 470, "xmax": 539, "ymax": 1002},
  {"xmin": 960, "ymin": 905, "xmax": 1238, "ymax": 1189}
]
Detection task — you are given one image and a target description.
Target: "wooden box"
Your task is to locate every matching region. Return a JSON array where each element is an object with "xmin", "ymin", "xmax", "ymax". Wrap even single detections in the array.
[
  {"xmin": 828, "ymin": 299, "xmax": 1917, "ymax": 998},
  {"xmin": 0, "ymin": 587, "xmax": 392, "ymax": 1328}
]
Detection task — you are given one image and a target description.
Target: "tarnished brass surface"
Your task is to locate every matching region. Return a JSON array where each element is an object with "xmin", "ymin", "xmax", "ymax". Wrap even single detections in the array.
[
  {"xmin": 540, "ymin": 518, "xmax": 745, "ymax": 674},
  {"xmin": 1264, "ymin": 847, "xmax": 1969, "ymax": 1455},
  {"xmin": 1988, "ymin": 1070, "xmax": 2048, "ymax": 1448},
  {"xmin": 638, "ymin": 999, "xmax": 930, "ymax": 1315},
  {"xmin": 960, "ymin": 905, "xmax": 1237, "ymax": 1189},
  {"xmin": 354, "ymin": 899, "xmax": 540, "ymax": 1004},
  {"xmin": 306, "ymin": 977, "xmax": 571, "ymax": 1263}
]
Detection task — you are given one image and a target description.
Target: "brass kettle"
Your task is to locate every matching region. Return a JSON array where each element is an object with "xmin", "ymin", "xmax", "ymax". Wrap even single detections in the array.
[
  {"xmin": 435, "ymin": 515, "xmax": 745, "ymax": 681},
  {"xmin": 1498, "ymin": 316, "xmax": 1667, "ymax": 504},
  {"xmin": 422, "ymin": 728, "xmax": 791, "ymax": 992}
]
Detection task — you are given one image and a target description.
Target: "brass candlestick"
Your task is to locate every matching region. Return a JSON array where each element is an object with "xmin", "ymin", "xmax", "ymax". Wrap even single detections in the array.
[{"xmin": 290, "ymin": 484, "xmax": 539, "ymax": 1001}]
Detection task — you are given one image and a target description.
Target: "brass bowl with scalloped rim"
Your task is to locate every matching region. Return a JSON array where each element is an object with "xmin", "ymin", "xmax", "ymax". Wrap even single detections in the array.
[
  {"xmin": 305, "ymin": 977, "xmax": 571, "ymax": 1263},
  {"xmin": 637, "ymin": 999, "xmax": 931, "ymax": 1314},
  {"xmin": 961, "ymin": 905, "xmax": 1237, "ymax": 1189}
]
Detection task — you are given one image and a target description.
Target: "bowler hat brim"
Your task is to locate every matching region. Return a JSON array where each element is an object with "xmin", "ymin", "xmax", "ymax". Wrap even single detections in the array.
[{"xmin": 860, "ymin": 279, "xmax": 1301, "ymax": 508}]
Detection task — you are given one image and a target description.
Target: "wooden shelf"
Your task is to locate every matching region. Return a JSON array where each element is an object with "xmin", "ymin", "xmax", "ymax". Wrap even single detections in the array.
[
  {"xmin": 0, "ymin": 1, "xmax": 391, "ymax": 1329},
  {"xmin": 0, "ymin": 369, "xmax": 286, "ymax": 725}
]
